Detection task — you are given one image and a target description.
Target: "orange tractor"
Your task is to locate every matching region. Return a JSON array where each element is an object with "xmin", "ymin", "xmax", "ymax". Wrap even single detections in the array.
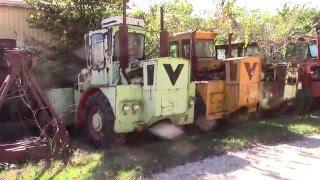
[
  {"xmin": 164, "ymin": 30, "xmax": 262, "ymax": 130},
  {"xmin": 216, "ymin": 41, "xmax": 300, "ymax": 113}
]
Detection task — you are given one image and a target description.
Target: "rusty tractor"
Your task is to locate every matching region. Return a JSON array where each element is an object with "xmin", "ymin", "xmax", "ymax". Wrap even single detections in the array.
[
  {"xmin": 215, "ymin": 40, "xmax": 300, "ymax": 114},
  {"xmin": 0, "ymin": 39, "xmax": 69, "ymax": 163},
  {"xmin": 294, "ymin": 28, "xmax": 320, "ymax": 110},
  {"xmin": 166, "ymin": 29, "xmax": 262, "ymax": 131},
  {"xmin": 259, "ymin": 63, "xmax": 299, "ymax": 112}
]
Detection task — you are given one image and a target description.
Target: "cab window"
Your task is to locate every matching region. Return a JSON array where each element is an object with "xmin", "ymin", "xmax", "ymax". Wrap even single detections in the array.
[
  {"xmin": 309, "ymin": 40, "xmax": 318, "ymax": 58},
  {"xmin": 195, "ymin": 40, "xmax": 214, "ymax": 58},
  {"xmin": 217, "ymin": 48, "xmax": 226, "ymax": 60},
  {"xmin": 169, "ymin": 42, "xmax": 179, "ymax": 57},
  {"xmin": 91, "ymin": 33, "xmax": 105, "ymax": 70},
  {"xmin": 231, "ymin": 48, "xmax": 239, "ymax": 57},
  {"xmin": 114, "ymin": 32, "xmax": 145, "ymax": 60},
  {"xmin": 182, "ymin": 39, "xmax": 190, "ymax": 59}
]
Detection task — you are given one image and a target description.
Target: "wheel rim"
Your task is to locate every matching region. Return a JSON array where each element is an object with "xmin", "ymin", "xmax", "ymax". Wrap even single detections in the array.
[{"xmin": 88, "ymin": 106, "xmax": 105, "ymax": 141}]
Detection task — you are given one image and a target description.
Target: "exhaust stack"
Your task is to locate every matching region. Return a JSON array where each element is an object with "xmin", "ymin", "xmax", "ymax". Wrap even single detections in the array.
[
  {"xmin": 159, "ymin": 6, "xmax": 169, "ymax": 57},
  {"xmin": 227, "ymin": 33, "xmax": 233, "ymax": 58},
  {"xmin": 119, "ymin": 0, "xmax": 129, "ymax": 68}
]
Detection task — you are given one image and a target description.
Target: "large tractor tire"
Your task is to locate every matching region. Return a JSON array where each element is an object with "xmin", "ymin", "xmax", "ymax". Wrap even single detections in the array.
[{"xmin": 83, "ymin": 91, "xmax": 118, "ymax": 148}]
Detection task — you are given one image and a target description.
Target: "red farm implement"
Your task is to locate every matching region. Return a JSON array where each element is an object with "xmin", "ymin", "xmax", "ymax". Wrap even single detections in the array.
[{"xmin": 0, "ymin": 39, "xmax": 69, "ymax": 163}]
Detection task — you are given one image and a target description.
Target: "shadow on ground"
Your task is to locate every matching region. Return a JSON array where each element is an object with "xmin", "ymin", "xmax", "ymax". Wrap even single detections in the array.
[{"xmin": 17, "ymin": 111, "xmax": 320, "ymax": 179}]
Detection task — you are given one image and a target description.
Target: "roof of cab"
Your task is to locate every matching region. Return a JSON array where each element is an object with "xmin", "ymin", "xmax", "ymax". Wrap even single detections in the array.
[
  {"xmin": 101, "ymin": 16, "xmax": 145, "ymax": 28},
  {"xmin": 169, "ymin": 30, "xmax": 215, "ymax": 42}
]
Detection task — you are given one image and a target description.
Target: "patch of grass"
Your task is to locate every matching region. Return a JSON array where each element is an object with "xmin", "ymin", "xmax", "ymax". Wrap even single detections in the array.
[
  {"xmin": 288, "ymin": 123, "xmax": 318, "ymax": 135},
  {"xmin": 1, "ymin": 113, "xmax": 320, "ymax": 179},
  {"xmin": 115, "ymin": 166, "xmax": 142, "ymax": 180},
  {"xmin": 219, "ymin": 136, "xmax": 250, "ymax": 151}
]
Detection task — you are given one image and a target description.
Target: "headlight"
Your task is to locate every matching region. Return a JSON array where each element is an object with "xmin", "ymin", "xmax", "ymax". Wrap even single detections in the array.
[
  {"xmin": 123, "ymin": 104, "xmax": 131, "ymax": 112},
  {"xmin": 189, "ymin": 99, "xmax": 195, "ymax": 107},
  {"xmin": 132, "ymin": 104, "xmax": 141, "ymax": 111}
]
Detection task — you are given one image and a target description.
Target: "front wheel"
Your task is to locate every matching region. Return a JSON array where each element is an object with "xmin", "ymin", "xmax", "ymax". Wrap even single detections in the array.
[{"xmin": 84, "ymin": 91, "xmax": 117, "ymax": 148}]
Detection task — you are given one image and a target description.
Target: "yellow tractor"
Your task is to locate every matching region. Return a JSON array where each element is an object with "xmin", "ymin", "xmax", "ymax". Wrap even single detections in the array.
[{"xmin": 167, "ymin": 31, "xmax": 262, "ymax": 131}]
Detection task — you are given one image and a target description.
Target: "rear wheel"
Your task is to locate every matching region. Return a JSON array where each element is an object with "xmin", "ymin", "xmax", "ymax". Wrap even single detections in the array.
[{"xmin": 84, "ymin": 91, "xmax": 117, "ymax": 148}]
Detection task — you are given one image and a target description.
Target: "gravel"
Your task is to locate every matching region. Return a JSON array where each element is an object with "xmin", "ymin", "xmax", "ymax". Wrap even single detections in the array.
[{"xmin": 151, "ymin": 135, "xmax": 320, "ymax": 180}]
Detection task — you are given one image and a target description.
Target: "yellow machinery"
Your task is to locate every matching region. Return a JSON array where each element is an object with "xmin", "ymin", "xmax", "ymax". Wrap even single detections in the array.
[{"xmin": 168, "ymin": 31, "xmax": 262, "ymax": 130}]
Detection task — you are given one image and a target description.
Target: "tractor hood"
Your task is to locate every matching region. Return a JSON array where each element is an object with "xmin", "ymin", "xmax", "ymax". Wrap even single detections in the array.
[{"xmin": 142, "ymin": 57, "xmax": 193, "ymax": 118}]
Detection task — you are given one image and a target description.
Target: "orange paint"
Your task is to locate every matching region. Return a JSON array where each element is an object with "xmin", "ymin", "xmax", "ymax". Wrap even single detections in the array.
[{"xmin": 168, "ymin": 31, "xmax": 262, "ymax": 122}]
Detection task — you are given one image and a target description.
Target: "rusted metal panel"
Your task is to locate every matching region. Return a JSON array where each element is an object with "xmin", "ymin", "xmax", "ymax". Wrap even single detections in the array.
[
  {"xmin": 196, "ymin": 80, "xmax": 225, "ymax": 119},
  {"xmin": 260, "ymin": 63, "xmax": 299, "ymax": 110}
]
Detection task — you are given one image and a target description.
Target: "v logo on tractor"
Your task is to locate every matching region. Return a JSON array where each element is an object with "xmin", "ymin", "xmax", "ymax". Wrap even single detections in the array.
[
  {"xmin": 244, "ymin": 62, "xmax": 258, "ymax": 80},
  {"xmin": 163, "ymin": 64, "xmax": 184, "ymax": 85}
]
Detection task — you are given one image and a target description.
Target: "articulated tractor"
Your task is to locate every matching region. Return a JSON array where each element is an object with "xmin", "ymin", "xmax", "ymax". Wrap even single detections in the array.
[
  {"xmin": 167, "ymin": 31, "xmax": 262, "ymax": 131},
  {"xmin": 47, "ymin": 3, "xmax": 195, "ymax": 147},
  {"xmin": 216, "ymin": 41, "xmax": 300, "ymax": 113}
]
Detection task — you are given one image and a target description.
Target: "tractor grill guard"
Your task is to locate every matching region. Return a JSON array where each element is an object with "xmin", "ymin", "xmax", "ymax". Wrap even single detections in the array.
[{"xmin": 0, "ymin": 43, "xmax": 69, "ymax": 163}]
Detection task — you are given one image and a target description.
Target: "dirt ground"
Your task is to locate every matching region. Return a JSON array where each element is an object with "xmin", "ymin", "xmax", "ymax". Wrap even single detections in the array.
[{"xmin": 151, "ymin": 134, "xmax": 320, "ymax": 180}]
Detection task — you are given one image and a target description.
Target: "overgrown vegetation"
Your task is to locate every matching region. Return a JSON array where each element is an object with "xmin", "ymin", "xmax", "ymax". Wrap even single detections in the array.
[
  {"xmin": 26, "ymin": 0, "xmax": 122, "ymax": 49},
  {"xmin": 26, "ymin": 0, "xmax": 320, "ymax": 59},
  {"xmin": 24, "ymin": 0, "xmax": 320, "ymax": 88},
  {"xmin": 1, "ymin": 113, "xmax": 320, "ymax": 179}
]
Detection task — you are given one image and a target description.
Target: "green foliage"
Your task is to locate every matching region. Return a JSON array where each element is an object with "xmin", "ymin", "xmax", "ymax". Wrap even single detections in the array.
[
  {"xmin": 214, "ymin": 0, "xmax": 320, "ymax": 61},
  {"xmin": 131, "ymin": 0, "xmax": 213, "ymax": 58},
  {"xmin": 26, "ymin": 0, "xmax": 122, "ymax": 50},
  {"xmin": 26, "ymin": 0, "xmax": 320, "ymax": 61}
]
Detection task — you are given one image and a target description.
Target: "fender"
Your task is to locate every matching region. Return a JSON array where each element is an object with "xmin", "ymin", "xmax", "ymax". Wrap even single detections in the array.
[{"xmin": 75, "ymin": 88, "xmax": 100, "ymax": 128}]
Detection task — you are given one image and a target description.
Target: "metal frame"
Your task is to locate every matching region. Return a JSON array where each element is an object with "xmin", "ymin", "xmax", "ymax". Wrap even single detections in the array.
[{"xmin": 0, "ymin": 48, "xmax": 69, "ymax": 163}]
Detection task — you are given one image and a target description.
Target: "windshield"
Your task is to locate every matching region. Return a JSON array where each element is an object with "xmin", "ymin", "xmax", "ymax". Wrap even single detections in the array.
[
  {"xmin": 309, "ymin": 40, "xmax": 318, "ymax": 58},
  {"xmin": 246, "ymin": 46, "xmax": 259, "ymax": 55},
  {"xmin": 115, "ymin": 32, "xmax": 145, "ymax": 60},
  {"xmin": 195, "ymin": 40, "xmax": 215, "ymax": 58},
  {"xmin": 217, "ymin": 48, "xmax": 226, "ymax": 59},
  {"xmin": 287, "ymin": 42, "xmax": 308, "ymax": 60}
]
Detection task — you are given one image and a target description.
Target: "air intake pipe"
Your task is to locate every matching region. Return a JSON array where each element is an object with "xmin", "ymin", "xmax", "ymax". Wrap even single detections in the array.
[
  {"xmin": 119, "ymin": 0, "xmax": 129, "ymax": 69},
  {"xmin": 159, "ymin": 6, "xmax": 169, "ymax": 57}
]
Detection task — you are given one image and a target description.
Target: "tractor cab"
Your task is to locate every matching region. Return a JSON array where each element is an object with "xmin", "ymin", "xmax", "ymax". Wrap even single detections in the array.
[
  {"xmin": 83, "ymin": 16, "xmax": 146, "ymax": 86},
  {"xmin": 168, "ymin": 31, "xmax": 224, "ymax": 81},
  {"xmin": 294, "ymin": 33, "xmax": 320, "ymax": 102}
]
